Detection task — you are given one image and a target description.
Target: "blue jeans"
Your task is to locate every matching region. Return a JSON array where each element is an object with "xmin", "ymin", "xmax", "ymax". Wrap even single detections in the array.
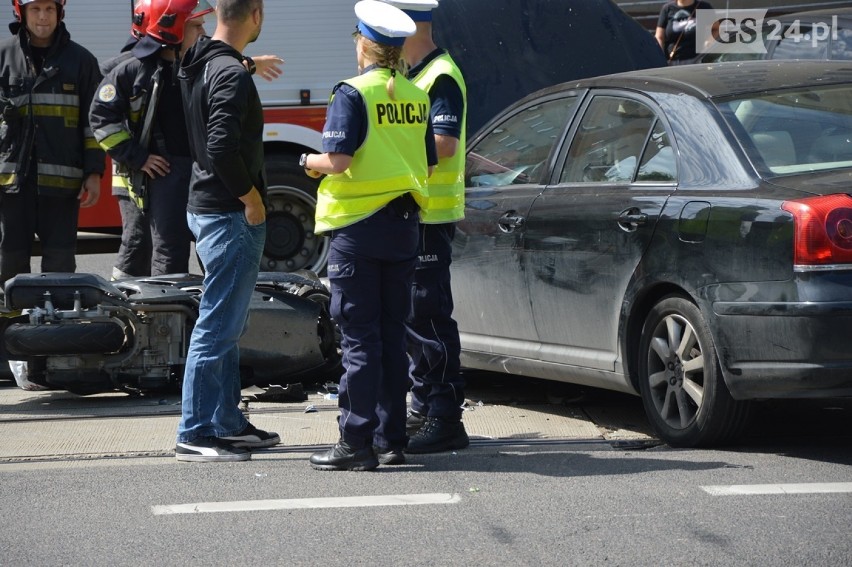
[{"xmin": 177, "ymin": 211, "xmax": 266, "ymax": 443}]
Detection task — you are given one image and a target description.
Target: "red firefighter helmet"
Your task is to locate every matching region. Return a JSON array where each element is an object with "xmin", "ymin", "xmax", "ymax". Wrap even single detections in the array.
[
  {"xmin": 131, "ymin": 0, "xmax": 152, "ymax": 39},
  {"xmin": 146, "ymin": 0, "xmax": 212, "ymax": 45},
  {"xmin": 191, "ymin": 0, "xmax": 214, "ymax": 20},
  {"xmin": 12, "ymin": 0, "xmax": 66, "ymax": 22}
]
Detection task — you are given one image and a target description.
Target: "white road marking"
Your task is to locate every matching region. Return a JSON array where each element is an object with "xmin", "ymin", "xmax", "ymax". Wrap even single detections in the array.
[
  {"xmin": 152, "ymin": 492, "xmax": 461, "ymax": 515},
  {"xmin": 701, "ymin": 482, "xmax": 852, "ymax": 496}
]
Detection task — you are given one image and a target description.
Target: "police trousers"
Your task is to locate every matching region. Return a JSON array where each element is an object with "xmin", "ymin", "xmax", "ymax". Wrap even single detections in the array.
[
  {"xmin": 327, "ymin": 198, "xmax": 420, "ymax": 450},
  {"xmin": 407, "ymin": 222, "xmax": 464, "ymax": 420}
]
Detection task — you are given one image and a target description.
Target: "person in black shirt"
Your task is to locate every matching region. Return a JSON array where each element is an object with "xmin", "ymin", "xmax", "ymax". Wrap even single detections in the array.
[
  {"xmin": 175, "ymin": 0, "xmax": 280, "ymax": 463},
  {"xmin": 656, "ymin": 0, "xmax": 713, "ymax": 65}
]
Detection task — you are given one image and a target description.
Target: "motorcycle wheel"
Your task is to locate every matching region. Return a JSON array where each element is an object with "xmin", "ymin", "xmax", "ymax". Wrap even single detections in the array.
[{"xmin": 5, "ymin": 321, "xmax": 127, "ymax": 356}]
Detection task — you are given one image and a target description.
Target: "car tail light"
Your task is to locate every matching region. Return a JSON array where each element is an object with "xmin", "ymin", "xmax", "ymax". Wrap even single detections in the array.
[{"xmin": 781, "ymin": 194, "xmax": 852, "ymax": 270}]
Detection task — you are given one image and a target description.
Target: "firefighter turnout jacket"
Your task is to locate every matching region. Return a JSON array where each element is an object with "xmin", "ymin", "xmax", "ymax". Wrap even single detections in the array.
[
  {"xmin": 89, "ymin": 43, "xmax": 166, "ymax": 209},
  {"xmin": 0, "ymin": 23, "xmax": 105, "ymax": 196}
]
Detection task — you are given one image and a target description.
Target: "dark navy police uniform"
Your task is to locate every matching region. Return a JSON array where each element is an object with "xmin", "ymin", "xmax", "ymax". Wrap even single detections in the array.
[
  {"xmin": 407, "ymin": 49, "xmax": 466, "ymax": 420},
  {"xmin": 322, "ymin": 72, "xmax": 437, "ymax": 451}
]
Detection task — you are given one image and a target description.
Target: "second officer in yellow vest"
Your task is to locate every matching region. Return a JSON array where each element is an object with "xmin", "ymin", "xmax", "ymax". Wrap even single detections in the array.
[
  {"xmin": 302, "ymin": 0, "xmax": 437, "ymax": 471},
  {"xmin": 381, "ymin": 0, "xmax": 469, "ymax": 453}
]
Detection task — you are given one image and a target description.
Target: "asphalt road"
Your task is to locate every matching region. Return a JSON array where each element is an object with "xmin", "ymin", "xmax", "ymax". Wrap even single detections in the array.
[
  {"xmin": 0, "ymin": 251, "xmax": 848, "ymax": 566},
  {"xmin": 0, "ymin": 421, "xmax": 849, "ymax": 566},
  {"xmin": 1, "ymin": 368, "xmax": 850, "ymax": 566}
]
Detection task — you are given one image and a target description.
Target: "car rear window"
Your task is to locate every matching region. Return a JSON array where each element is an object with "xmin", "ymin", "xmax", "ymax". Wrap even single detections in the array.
[{"xmin": 717, "ymin": 84, "xmax": 852, "ymax": 176}]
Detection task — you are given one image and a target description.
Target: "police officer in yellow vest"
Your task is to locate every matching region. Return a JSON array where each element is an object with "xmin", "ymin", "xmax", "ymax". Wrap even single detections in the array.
[
  {"xmin": 302, "ymin": 0, "xmax": 437, "ymax": 471},
  {"xmin": 381, "ymin": 0, "xmax": 469, "ymax": 454}
]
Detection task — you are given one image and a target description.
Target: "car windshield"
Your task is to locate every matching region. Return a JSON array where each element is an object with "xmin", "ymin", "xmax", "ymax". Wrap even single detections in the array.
[{"xmin": 717, "ymin": 84, "xmax": 852, "ymax": 176}]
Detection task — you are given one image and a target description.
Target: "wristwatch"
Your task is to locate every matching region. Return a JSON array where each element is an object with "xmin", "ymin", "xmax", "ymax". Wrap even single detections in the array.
[
  {"xmin": 243, "ymin": 55, "xmax": 256, "ymax": 75},
  {"xmin": 300, "ymin": 153, "xmax": 323, "ymax": 179}
]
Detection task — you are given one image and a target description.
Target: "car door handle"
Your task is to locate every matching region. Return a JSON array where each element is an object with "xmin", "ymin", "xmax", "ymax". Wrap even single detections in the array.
[
  {"xmin": 497, "ymin": 211, "xmax": 526, "ymax": 233},
  {"xmin": 618, "ymin": 211, "xmax": 647, "ymax": 224},
  {"xmin": 617, "ymin": 209, "xmax": 648, "ymax": 231}
]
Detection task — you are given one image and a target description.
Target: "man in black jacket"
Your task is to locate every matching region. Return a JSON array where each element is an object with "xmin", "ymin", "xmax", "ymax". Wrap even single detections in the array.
[
  {"xmin": 175, "ymin": 0, "xmax": 278, "ymax": 463},
  {"xmin": 0, "ymin": 0, "xmax": 104, "ymax": 286}
]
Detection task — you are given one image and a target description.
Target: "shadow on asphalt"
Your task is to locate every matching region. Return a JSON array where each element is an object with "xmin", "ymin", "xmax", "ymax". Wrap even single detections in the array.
[
  {"xmin": 3, "ymin": 370, "xmax": 850, "ymax": 461},
  {"xmin": 461, "ymin": 369, "xmax": 852, "ymax": 457},
  {"xmin": 395, "ymin": 449, "xmax": 736, "ymax": 478},
  {"xmin": 729, "ymin": 397, "xmax": 852, "ymax": 464}
]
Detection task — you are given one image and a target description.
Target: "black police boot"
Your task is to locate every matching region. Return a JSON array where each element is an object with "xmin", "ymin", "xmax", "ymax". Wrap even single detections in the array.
[
  {"xmin": 406, "ymin": 409, "xmax": 427, "ymax": 436},
  {"xmin": 310, "ymin": 440, "xmax": 379, "ymax": 471},
  {"xmin": 406, "ymin": 417, "xmax": 470, "ymax": 454},
  {"xmin": 373, "ymin": 446, "xmax": 406, "ymax": 465}
]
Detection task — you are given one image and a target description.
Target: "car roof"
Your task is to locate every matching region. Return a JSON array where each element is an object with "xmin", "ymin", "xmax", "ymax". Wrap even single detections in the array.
[
  {"xmin": 531, "ymin": 60, "xmax": 852, "ymax": 101},
  {"xmin": 773, "ymin": 7, "xmax": 852, "ymax": 23}
]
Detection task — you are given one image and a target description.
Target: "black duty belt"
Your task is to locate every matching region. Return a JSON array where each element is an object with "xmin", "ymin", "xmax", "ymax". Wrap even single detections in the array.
[{"xmin": 386, "ymin": 192, "xmax": 419, "ymax": 218}]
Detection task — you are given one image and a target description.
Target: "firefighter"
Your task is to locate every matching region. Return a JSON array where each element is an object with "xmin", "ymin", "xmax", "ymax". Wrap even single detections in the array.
[
  {"xmin": 381, "ymin": 0, "xmax": 470, "ymax": 454},
  {"xmin": 89, "ymin": 0, "xmax": 216, "ymax": 278},
  {"xmin": 95, "ymin": 0, "xmax": 156, "ymax": 280},
  {"xmin": 0, "ymin": 0, "xmax": 105, "ymax": 286},
  {"xmin": 303, "ymin": 0, "xmax": 437, "ymax": 471}
]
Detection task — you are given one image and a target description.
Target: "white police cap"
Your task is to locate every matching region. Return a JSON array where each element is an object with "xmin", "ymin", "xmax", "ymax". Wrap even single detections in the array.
[
  {"xmin": 354, "ymin": 0, "xmax": 416, "ymax": 47},
  {"xmin": 379, "ymin": 0, "xmax": 439, "ymax": 21}
]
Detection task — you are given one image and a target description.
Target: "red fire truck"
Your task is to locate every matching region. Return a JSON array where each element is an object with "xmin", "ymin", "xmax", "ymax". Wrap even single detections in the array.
[{"xmin": 68, "ymin": 0, "xmax": 358, "ymax": 274}]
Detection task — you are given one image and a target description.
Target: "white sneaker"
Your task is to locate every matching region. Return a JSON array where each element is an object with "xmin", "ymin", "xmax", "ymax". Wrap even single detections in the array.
[{"xmin": 175, "ymin": 437, "xmax": 251, "ymax": 462}]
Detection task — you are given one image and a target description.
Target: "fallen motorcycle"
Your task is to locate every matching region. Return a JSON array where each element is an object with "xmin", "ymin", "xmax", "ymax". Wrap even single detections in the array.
[{"xmin": 0, "ymin": 271, "xmax": 340, "ymax": 395}]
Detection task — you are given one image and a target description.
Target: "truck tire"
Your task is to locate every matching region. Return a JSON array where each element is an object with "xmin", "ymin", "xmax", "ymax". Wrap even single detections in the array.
[{"xmin": 263, "ymin": 155, "xmax": 330, "ymax": 275}]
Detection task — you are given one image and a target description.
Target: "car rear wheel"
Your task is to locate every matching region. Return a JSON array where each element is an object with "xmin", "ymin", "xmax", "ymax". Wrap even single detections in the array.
[
  {"xmin": 638, "ymin": 295, "xmax": 750, "ymax": 447},
  {"xmin": 263, "ymin": 156, "xmax": 330, "ymax": 275}
]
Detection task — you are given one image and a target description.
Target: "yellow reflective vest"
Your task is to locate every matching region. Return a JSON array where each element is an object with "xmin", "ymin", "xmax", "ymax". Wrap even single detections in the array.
[
  {"xmin": 412, "ymin": 53, "xmax": 466, "ymax": 224},
  {"xmin": 315, "ymin": 68, "xmax": 430, "ymax": 234}
]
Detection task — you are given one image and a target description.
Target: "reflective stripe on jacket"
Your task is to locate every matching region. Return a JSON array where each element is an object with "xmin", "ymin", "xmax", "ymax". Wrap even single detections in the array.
[
  {"xmin": 0, "ymin": 23, "xmax": 105, "ymax": 196},
  {"xmin": 89, "ymin": 54, "xmax": 161, "ymax": 202},
  {"xmin": 412, "ymin": 53, "xmax": 467, "ymax": 224},
  {"xmin": 315, "ymin": 68, "xmax": 431, "ymax": 234}
]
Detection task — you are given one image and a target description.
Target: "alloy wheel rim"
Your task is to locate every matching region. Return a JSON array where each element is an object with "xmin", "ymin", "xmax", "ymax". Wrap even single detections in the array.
[{"xmin": 646, "ymin": 313, "xmax": 705, "ymax": 429}]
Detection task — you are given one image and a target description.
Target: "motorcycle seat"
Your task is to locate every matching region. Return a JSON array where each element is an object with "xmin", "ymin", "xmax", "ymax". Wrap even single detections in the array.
[{"xmin": 4, "ymin": 273, "xmax": 125, "ymax": 311}]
